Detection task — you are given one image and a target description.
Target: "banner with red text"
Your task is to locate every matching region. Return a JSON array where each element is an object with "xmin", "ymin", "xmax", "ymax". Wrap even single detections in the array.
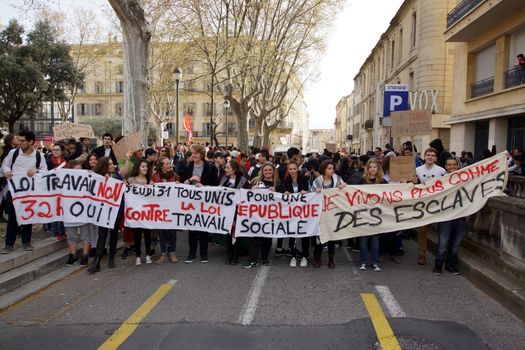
[
  {"xmin": 319, "ymin": 152, "xmax": 508, "ymax": 243},
  {"xmin": 124, "ymin": 183, "xmax": 238, "ymax": 234},
  {"xmin": 9, "ymin": 169, "xmax": 124, "ymax": 228},
  {"xmin": 235, "ymin": 189, "xmax": 323, "ymax": 238}
]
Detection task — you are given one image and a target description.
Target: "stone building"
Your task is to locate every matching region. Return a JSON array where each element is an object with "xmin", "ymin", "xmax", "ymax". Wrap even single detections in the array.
[
  {"xmin": 351, "ymin": 0, "xmax": 456, "ymax": 154},
  {"xmin": 334, "ymin": 94, "xmax": 355, "ymax": 153},
  {"xmin": 445, "ymin": 0, "xmax": 525, "ymax": 158}
]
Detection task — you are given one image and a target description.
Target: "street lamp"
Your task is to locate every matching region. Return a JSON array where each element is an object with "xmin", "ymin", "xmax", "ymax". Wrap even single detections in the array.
[
  {"xmin": 224, "ymin": 99, "xmax": 230, "ymax": 148},
  {"xmin": 173, "ymin": 67, "xmax": 182, "ymax": 145}
]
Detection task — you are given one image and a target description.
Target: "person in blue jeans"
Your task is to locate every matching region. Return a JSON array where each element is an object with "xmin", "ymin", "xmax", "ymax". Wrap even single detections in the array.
[
  {"xmin": 433, "ymin": 157, "xmax": 466, "ymax": 275},
  {"xmin": 358, "ymin": 159, "xmax": 387, "ymax": 272}
]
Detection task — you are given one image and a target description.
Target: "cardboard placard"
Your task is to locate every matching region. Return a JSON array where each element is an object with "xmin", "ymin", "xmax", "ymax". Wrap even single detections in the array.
[
  {"xmin": 53, "ymin": 123, "xmax": 95, "ymax": 141},
  {"xmin": 390, "ymin": 110, "xmax": 432, "ymax": 137},
  {"xmin": 113, "ymin": 132, "xmax": 143, "ymax": 162},
  {"xmin": 325, "ymin": 143, "xmax": 336, "ymax": 153},
  {"xmin": 389, "ymin": 156, "xmax": 415, "ymax": 181}
]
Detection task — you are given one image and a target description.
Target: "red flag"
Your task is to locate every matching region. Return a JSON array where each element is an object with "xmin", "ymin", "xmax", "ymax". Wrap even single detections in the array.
[{"xmin": 183, "ymin": 113, "xmax": 193, "ymax": 144}]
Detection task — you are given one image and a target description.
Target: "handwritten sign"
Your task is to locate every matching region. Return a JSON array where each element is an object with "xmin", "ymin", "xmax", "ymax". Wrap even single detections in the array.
[
  {"xmin": 53, "ymin": 123, "xmax": 95, "ymax": 140},
  {"xmin": 113, "ymin": 132, "xmax": 143, "ymax": 162},
  {"xmin": 124, "ymin": 183, "xmax": 239, "ymax": 234},
  {"xmin": 9, "ymin": 169, "xmax": 124, "ymax": 228},
  {"xmin": 235, "ymin": 190, "xmax": 323, "ymax": 238},
  {"xmin": 319, "ymin": 152, "xmax": 508, "ymax": 243},
  {"xmin": 391, "ymin": 110, "xmax": 432, "ymax": 137},
  {"xmin": 389, "ymin": 156, "xmax": 415, "ymax": 181}
]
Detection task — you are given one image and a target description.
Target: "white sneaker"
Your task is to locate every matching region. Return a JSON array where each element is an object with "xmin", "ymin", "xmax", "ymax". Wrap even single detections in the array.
[
  {"xmin": 300, "ymin": 257, "xmax": 308, "ymax": 268},
  {"xmin": 146, "ymin": 255, "xmax": 152, "ymax": 264},
  {"xmin": 135, "ymin": 257, "xmax": 142, "ymax": 266},
  {"xmin": 359, "ymin": 264, "xmax": 366, "ymax": 270},
  {"xmin": 373, "ymin": 264, "xmax": 381, "ymax": 272},
  {"xmin": 289, "ymin": 257, "xmax": 297, "ymax": 268}
]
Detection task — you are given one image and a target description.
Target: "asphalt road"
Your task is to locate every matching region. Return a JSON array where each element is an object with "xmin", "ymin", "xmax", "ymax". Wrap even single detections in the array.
[{"xmin": 0, "ymin": 234, "xmax": 524, "ymax": 350}]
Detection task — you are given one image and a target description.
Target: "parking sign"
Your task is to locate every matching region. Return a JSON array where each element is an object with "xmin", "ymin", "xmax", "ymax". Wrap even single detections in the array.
[{"xmin": 383, "ymin": 84, "xmax": 409, "ymax": 117}]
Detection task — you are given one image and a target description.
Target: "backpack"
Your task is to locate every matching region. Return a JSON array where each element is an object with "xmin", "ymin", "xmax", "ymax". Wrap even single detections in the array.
[{"xmin": 10, "ymin": 148, "xmax": 42, "ymax": 170}]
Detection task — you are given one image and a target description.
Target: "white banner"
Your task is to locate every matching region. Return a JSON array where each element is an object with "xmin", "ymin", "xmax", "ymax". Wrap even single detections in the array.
[
  {"xmin": 235, "ymin": 189, "xmax": 323, "ymax": 238},
  {"xmin": 124, "ymin": 183, "xmax": 239, "ymax": 234},
  {"xmin": 319, "ymin": 152, "xmax": 508, "ymax": 243},
  {"xmin": 9, "ymin": 169, "xmax": 124, "ymax": 228}
]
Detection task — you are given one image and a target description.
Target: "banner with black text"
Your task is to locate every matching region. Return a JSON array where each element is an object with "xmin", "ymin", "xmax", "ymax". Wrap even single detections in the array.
[
  {"xmin": 9, "ymin": 169, "xmax": 124, "ymax": 228},
  {"xmin": 235, "ymin": 189, "xmax": 323, "ymax": 238},
  {"xmin": 319, "ymin": 152, "xmax": 508, "ymax": 243},
  {"xmin": 124, "ymin": 183, "xmax": 238, "ymax": 234}
]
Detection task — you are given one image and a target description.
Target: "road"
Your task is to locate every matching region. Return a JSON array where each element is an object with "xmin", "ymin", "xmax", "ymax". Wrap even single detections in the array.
[{"xmin": 0, "ymin": 235, "xmax": 524, "ymax": 350}]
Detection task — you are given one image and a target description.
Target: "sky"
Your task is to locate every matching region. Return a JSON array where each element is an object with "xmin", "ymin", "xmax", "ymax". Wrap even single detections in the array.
[{"xmin": 0, "ymin": 0, "xmax": 405, "ymax": 130}]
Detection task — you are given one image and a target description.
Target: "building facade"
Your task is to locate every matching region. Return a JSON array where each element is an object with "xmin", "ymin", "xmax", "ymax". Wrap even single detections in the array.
[
  {"xmin": 352, "ymin": 0, "xmax": 456, "ymax": 154},
  {"xmin": 306, "ymin": 129, "xmax": 335, "ymax": 153},
  {"xmin": 445, "ymin": 0, "xmax": 525, "ymax": 158},
  {"xmin": 334, "ymin": 94, "xmax": 355, "ymax": 153}
]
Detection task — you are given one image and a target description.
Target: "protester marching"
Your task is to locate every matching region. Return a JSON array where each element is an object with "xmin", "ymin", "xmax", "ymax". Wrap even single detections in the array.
[{"xmin": 0, "ymin": 129, "xmax": 513, "ymax": 279}]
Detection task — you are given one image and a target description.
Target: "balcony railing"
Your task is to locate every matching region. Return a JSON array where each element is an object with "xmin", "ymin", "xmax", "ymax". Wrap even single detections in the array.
[
  {"xmin": 447, "ymin": 0, "xmax": 484, "ymax": 28},
  {"xmin": 276, "ymin": 121, "xmax": 293, "ymax": 129},
  {"xmin": 505, "ymin": 67, "xmax": 525, "ymax": 89},
  {"xmin": 471, "ymin": 77, "xmax": 494, "ymax": 98}
]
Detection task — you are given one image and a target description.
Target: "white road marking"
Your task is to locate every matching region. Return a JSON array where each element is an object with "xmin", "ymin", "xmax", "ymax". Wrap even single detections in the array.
[
  {"xmin": 343, "ymin": 247, "xmax": 358, "ymax": 275},
  {"xmin": 375, "ymin": 285, "xmax": 406, "ymax": 318},
  {"xmin": 238, "ymin": 266, "xmax": 270, "ymax": 325}
]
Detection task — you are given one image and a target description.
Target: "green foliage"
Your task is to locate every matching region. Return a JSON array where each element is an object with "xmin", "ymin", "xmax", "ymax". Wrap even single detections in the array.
[
  {"xmin": 0, "ymin": 19, "xmax": 83, "ymax": 132},
  {"xmin": 79, "ymin": 116, "xmax": 123, "ymax": 139}
]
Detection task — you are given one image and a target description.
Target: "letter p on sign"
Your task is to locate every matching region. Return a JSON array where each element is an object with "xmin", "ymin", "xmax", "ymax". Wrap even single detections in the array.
[{"xmin": 384, "ymin": 84, "xmax": 409, "ymax": 117}]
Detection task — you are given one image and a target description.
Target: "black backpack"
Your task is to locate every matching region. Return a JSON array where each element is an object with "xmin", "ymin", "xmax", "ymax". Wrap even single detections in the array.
[{"xmin": 10, "ymin": 148, "xmax": 42, "ymax": 170}]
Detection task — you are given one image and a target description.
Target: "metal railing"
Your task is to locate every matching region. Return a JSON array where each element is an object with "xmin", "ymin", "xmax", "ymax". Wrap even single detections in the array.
[
  {"xmin": 447, "ymin": 0, "xmax": 484, "ymax": 28},
  {"xmin": 471, "ymin": 77, "xmax": 494, "ymax": 98},
  {"xmin": 505, "ymin": 67, "xmax": 525, "ymax": 89}
]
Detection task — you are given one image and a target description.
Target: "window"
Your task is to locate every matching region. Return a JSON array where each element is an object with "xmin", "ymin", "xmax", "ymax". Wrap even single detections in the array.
[
  {"xmin": 225, "ymin": 122, "xmax": 235, "ymax": 136},
  {"xmin": 115, "ymin": 64, "xmax": 123, "ymax": 75},
  {"xmin": 115, "ymin": 81, "xmax": 124, "ymax": 93},
  {"xmin": 202, "ymin": 122, "xmax": 212, "ymax": 136},
  {"xmin": 203, "ymin": 102, "xmax": 213, "ymax": 116},
  {"xmin": 79, "ymin": 82, "xmax": 87, "ymax": 94},
  {"xmin": 475, "ymin": 44, "xmax": 496, "ymax": 82},
  {"xmin": 409, "ymin": 72, "xmax": 414, "ymax": 90},
  {"xmin": 398, "ymin": 29, "xmax": 403, "ymax": 62},
  {"xmin": 94, "ymin": 81, "xmax": 104, "ymax": 94},
  {"xmin": 391, "ymin": 40, "xmax": 395, "ymax": 68},
  {"xmin": 183, "ymin": 103, "xmax": 196, "ymax": 115},
  {"xmin": 78, "ymin": 103, "xmax": 87, "ymax": 116},
  {"xmin": 509, "ymin": 29, "xmax": 525, "ymax": 68},
  {"xmin": 411, "ymin": 12, "xmax": 417, "ymax": 48},
  {"xmin": 183, "ymin": 81, "xmax": 194, "ymax": 91},
  {"xmin": 93, "ymin": 103, "xmax": 102, "ymax": 116}
]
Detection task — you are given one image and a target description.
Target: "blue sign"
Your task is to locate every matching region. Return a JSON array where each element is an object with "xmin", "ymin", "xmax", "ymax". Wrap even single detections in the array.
[{"xmin": 383, "ymin": 84, "xmax": 409, "ymax": 117}]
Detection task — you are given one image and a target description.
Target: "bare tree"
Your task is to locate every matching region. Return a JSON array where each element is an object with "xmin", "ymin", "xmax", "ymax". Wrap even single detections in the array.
[{"xmin": 107, "ymin": 0, "xmax": 151, "ymax": 139}]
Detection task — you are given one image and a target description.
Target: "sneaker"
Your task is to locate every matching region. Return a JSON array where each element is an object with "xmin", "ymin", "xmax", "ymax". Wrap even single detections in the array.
[
  {"xmin": 169, "ymin": 254, "xmax": 178, "ymax": 263},
  {"xmin": 322, "ymin": 246, "xmax": 328, "ymax": 252},
  {"xmin": 185, "ymin": 256, "xmax": 196, "ymax": 263},
  {"xmin": 23, "ymin": 243, "xmax": 34, "ymax": 251},
  {"xmin": 433, "ymin": 265, "xmax": 442, "ymax": 276},
  {"xmin": 135, "ymin": 257, "xmax": 142, "ymax": 266},
  {"xmin": 1, "ymin": 246, "xmax": 14, "ymax": 254},
  {"xmin": 243, "ymin": 261, "xmax": 257, "ymax": 269},
  {"xmin": 445, "ymin": 265, "xmax": 460, "ymax": 275},
  {"xmin": 156, "ymin": 254, "xmax": 167, "ymax": 264},
  {"xmin": 274, "ymin": 249, "xmax": 285, "ymax": 257},
  {"xmin": 359, "ymin": 264, "xmax": 366, "ymax": 271},
  {"xmin": 372, "ymin": 264, "xmax": 381, "ymax": 272},
  {"xmin": 145, "ymin": 255, "xmax": 152, "ymax": 264},
  {"xmin": 262, "ymin": 259, "xmax": 270, "ymax": 266},
  {"xmin": 79, "ymin": 255, "xmax": 89, "ymax": 266},
  {"xmin": 300, "ymin": 257, "xmax": 308, "ymax": 268},
  {"xmin": 201, "ymin": 257, "xmax": 209, "ymax": 263},
  {"xmin": 89, "ymin": 247, "xmax": 96, "ymax": 258},
  {"xmin": 55, "ymin": 234, "xmax": 66, "ymax": 242},
  {"xmin": 289, "ymin": 257, "xmax": 297, "ymax": 268},
  {"xmin": 66, "ymin": 254, "xmax": 77, "ymax": 266}
]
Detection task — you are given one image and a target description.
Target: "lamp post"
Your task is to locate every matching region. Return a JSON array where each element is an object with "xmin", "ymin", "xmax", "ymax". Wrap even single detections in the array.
[
  {"xmin": 173, "ymin": 67, "xmax": 182, "ymax": 145},
  {"xmin": 224, "ymin": 99, "xmax": 230, "ymax": 148}
]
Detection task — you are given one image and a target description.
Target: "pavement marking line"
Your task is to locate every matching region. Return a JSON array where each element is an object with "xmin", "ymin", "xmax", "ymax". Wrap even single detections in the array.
[
  {"xmin": 98, "ymin": 279, "xmax": 177, "ymax": 350},
  {"xmin": 238, "ymin": 266, "xmax": 270, "ymax": 326},
  {"xmin": 375, "ymin": 285, "xmax": 406, "ymax": 318},
  {"xmin": 360, "ymin": 293, "xmax": 402, "ymax": 350},
  {"xmin": 343, "ymin": 247, "xmax": 358, "ymax": 275}
]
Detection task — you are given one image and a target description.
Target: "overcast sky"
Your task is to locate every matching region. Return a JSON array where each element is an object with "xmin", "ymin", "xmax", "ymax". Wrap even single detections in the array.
[{"xmin": 0, "ymin": 0, "xmax": 405, "ymax": 130}]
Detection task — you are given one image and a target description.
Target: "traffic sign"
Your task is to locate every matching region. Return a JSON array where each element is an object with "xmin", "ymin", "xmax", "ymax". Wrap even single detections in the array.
[{"xmin": 383, "ymin": 84, "xmax": 409, "ymax": 117}]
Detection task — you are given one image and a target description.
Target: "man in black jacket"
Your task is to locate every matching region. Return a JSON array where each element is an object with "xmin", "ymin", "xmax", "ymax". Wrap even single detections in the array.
[{"xmin": 93, "ymin": 133, "xmax": 118, "ymax": 165}]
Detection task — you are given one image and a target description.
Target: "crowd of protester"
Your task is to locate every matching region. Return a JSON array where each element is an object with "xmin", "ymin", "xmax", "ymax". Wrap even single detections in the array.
[{"xmin": 0, "ymin": 129, "xmax": 522, "ymax": 277}]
